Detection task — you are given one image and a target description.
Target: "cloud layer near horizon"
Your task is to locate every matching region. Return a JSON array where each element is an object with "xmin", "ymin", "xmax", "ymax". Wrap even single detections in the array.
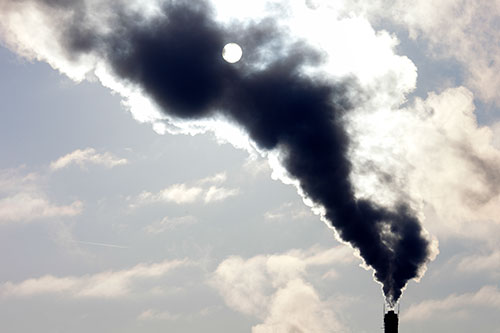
[{"xmin": 0, "ymin": 259, "xmax": 189, "ymax": 298}]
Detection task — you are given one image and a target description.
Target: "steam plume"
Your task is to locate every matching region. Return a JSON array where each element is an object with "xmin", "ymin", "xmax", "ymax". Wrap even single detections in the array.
[{"xmin": 5, "ymin": 0, "xmax": 431, "ymax": 305}]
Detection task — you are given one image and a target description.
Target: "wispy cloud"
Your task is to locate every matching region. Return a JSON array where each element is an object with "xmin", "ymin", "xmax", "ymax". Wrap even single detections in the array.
[
  {"xmin": 50, "ymin": 148, "xmax": 128, "ymax": 171},
  {"xmin": 402, "ymin": 285, "xmax": 500, "ymax": 321},
  {"xmin": 137, "ymin": 306, "xmax": 218, "ymax": 322},
  {"xmin": 0, "ymin": 168, "xmax": 83, "ymax": 224},
  {"xmin": 204, "ymin": 186, "xmax": 239, "ymax": 203},
  {"xmin": 264, "ymin": 202, "xmax": 312, "ymax": 221},
  {"xmin": 456, "ymin": 251, "xmax": 500, "ymax": 277},
  {"xmin": 0, "ymin": 259, "xmax": 190, "ymax": 298},
  {"xmin": 198, "ymin": 172, "xmax": 227, "ymax": 185},
  {"xmin": 131, "ymin": 172, "xmax": 239, "ymax": 207},
  {"xmin": 133, "ymin": 184, "xmax": 203, "ymax": 206},
  {"xmin": 137, "ymin": 309, "xmax": 181, "ymax": 321},
  {"xmin": 144, "ymin": 215, "xmax": 197, "ymax": 234},
  {"xmin": 243, "ymin": 157, "xmax": 271, "ymax": 177},
  {"xmin": 0, "ymin": 193, "xmax": 82, "ymax": 224}
]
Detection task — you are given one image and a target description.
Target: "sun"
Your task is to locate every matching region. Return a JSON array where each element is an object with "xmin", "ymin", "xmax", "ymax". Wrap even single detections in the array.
[{"xmin": 222, "ymin": 43, "xmax": 243, "ymax": 63}]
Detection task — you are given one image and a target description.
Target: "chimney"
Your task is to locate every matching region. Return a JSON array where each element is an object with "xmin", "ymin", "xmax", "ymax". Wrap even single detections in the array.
[{"xmin": 384, "ymin": 310, "xmax": 398, "ymax": 333}]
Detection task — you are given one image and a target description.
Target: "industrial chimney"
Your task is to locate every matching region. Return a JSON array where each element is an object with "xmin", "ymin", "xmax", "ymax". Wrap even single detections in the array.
[{"xmin": 384, "ymin": 310, "xmax": 399, "ymax": 333}]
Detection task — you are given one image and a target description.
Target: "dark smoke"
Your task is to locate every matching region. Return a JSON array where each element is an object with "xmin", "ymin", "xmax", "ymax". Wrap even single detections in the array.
[{"xmin": 40, "ymin": 0, "xmax": 430, "ymax": 304}]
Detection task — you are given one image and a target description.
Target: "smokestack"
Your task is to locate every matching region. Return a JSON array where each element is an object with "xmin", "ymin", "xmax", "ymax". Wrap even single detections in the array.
[{"xmin": 384, "ymin": 310, "xmax": 399, "ymax": 333}]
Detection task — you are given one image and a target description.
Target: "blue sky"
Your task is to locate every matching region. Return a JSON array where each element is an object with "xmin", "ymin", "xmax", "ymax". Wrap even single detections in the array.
[{"xmin": 1, "ymin": 1, "xmax": 500, "ymax": 332}]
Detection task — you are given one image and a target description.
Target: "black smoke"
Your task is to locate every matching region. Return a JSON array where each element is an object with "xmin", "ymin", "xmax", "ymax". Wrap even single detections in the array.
[{"xmin": 39, "ymin": 0, "xmax": 430, "ymax": 305}]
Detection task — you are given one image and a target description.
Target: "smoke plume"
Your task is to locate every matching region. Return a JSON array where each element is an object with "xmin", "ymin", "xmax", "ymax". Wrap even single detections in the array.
[{"xmin": 3, "ymin": 0, "xmax": 431, "ymax": 305}]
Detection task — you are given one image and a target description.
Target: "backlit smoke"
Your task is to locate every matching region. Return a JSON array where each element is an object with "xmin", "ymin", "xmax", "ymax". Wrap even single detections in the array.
[{"xmin": 2, "ymin": 0, "xmax": 431, "ymax": 305}]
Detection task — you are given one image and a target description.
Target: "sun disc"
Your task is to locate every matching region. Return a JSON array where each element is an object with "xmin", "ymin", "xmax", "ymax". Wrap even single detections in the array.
[{"xmin": 222, "ymin": 43, "xmax": 243, "ymax": 63}]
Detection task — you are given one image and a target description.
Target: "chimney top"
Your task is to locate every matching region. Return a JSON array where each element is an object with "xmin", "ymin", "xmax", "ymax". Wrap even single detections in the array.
[{"xmin": 384, "ymin": 310, "xmax": 399, "ymax": 333}]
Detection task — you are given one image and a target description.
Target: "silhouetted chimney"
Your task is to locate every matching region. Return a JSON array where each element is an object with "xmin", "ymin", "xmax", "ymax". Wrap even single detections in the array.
[{"xmin": 384, "ymin": 310, "xmax": 398, "ymax": 333}]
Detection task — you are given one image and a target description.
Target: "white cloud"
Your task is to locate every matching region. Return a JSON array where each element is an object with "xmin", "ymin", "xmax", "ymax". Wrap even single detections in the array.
[
  {"xmin": 349, "ymin": 87, "xmax": 500, "ymax": 240},
  {"xmin": 144, "ymin": 215, "xmax": 197, "ymax": 234},
  {"xmin": 0, "ymin": 168, "xmax": 83, "ymax": 224},
  {"xmin": 0, "ymin": 0, "xmax": 98, "ymax": 80},
  {"xmin": 137, "ymin": 306, "xmax": 218, "ymax": 322},
  {"xmin": 204, "ymin": 186, "xmax": 239, "ymax": 203},
  {"xmin": 158, "ymin": 184, "xmax": 204, "ymax": 204},
  {"xmin": 211, "ymin": 246, "xmax": 355, "ymax": 331},
  {"xmin": 252, "ymin": 279, "xmax": 343, "ymax": 333},
  {"xmin": 243, "ymin": 156, "xmax": 272, "ymax": 177},
  {"xmin": 398, "ymin": 0, "xmax": 500, "ymax": 105},
  {"xmin": 456, "ymin": 251, "xmax": 500, "ymax": 277},
  {"xmin": 402, "ymin": 285, "xmax": 500, "ymax": 321},
  {"xmin": 133, "ymin": 184, "xmax": 203, "ymax": 206},
  {"xmin": 212, "ymin": 255, "xmax": 270, "ymax": 317},
  {"xmin": 492, "ymin": 122, "xmax": 500, "ymax": 150},
  {"xmin": 131, "ymin": 173, "xmax": 239, "ymax": 207},
  {"xmin": 198, "ymin": 172, "xmax": 227, "ymax": 185},
  {"xmin": 345, "ymin": 0, "xmax": 500, "ymax": 105},
  {"xmin": 137, "ymin": 309, "xmax": 181, "ymax": 321},
  {"xmin": 0, "ymin": 192, "xmax": 83, "ymax": 224},
  {"xmin": 0, "ymin": 259, "xmax": 189, "ymax": 298},
  {"xmin": 0, "ymin": 168, "xmax": 38, "ymax": 195},
  {"xmin": 264, "ymin": 202, "xmax": 312, "ymax": 221},
  {"xmin": 50, "ymin": 148, "xmax": 128, "ymax": 170}
]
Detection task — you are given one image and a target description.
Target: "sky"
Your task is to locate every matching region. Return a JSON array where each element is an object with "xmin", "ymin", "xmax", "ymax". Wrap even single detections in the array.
[{"xmin": 0, "ymin": 0, "xmax": 500, "ymax": 332}]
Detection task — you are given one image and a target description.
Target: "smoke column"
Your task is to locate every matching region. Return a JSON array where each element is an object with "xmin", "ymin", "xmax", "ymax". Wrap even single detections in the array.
[{"xmin": 23, "ymin": 0, "xmax": 430, "ymax": 305}]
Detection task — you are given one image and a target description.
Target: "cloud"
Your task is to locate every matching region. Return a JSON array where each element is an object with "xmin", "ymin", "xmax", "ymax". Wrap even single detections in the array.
[
  {"xmin": 144, "ymin": 215, "xmax": 197, "ymax": 234},
  {"xmin": 0, "ymin": 193, "xmax": 83, "ymax": 224},
  {"xmin": 252, "ymin": 279, "xmax": 343, "ymax": 333},
  {"xmin": 0, "ymin": 168, "xmax": 38, "ymax": 194},
  {"xmin": 211, "ymin": 246, "xmax": 354, "ymax": 332},
  {"xmin": 0, "ymin": 259, "xmax": 189, "ymax": 298},
  {"xmin": 137, "ymin": 306, "xmax": 218, "ymax": 322},
  {"xmin": 402, "ymin": 285, "xmax": 500, "ymax": 321},
  {"xmin": 349, "ymin": 86, "xmax": 500, "ymax": 241},
  {"xmin": 204, "ymin": 186, "xmax": 239, "ymax": 203},
  {"xmin": 264, "ymin": 202, "xmax": 312, "ymax": 221},
  {"xmin": 456, "ymin": 251, "xmax": 500, "ymax": 277},
  {"xmin": 156, "ymin": 184, "xmax": 203, "ymax": 205},
  {"xmin": 137, "ymin": 309, "xmax": 181, "ymax": 321},
  {"xmin": 492, "ymin": 122, "xmax": 500, "ymax": 150},
  {"xmin": 243, "ymin": 156, "xmax": 272, "ymax": 177},
  {"xmin": 399, "ymin": 0, "xmax": 500, "ymax": 105},
  {"xmin": 0, "ymin": 168, "xmax": 83, "ymax": 224},
  {"xmin": 0, "ymin": 0, "xmax": 98, "ymax": 80},
  {"xmin": 131, "ymin": 172, "xmax": 239, "ymax": 207},
  {"xmin": 133, "ymin": 184, "xmax": 203, "ymax": 205},
  {"xmin": 50, "ymin": 148, "xmax": 128, "ymax": 170},
  {"xmin": 345, "ymin": 0, "xmax": 500, "ymax": 105},
  {"xmin": 198, "ymin": 172, "xmax": 227, "ymax": 185}
]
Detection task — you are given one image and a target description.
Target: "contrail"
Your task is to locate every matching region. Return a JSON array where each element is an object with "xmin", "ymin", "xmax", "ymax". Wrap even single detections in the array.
[
  {"xmin": 6, "ymin": 0, "xmax": 431, "ymax": 305},
  {"xmin": 76, "ymin": 241, "xmax": 128, "ymax": 249}
]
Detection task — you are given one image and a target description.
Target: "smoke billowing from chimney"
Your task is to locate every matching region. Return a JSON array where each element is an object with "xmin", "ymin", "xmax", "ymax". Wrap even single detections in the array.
[{"xmin": 17, "ymin": 0, "xmax": 431, "ymax": 305}]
